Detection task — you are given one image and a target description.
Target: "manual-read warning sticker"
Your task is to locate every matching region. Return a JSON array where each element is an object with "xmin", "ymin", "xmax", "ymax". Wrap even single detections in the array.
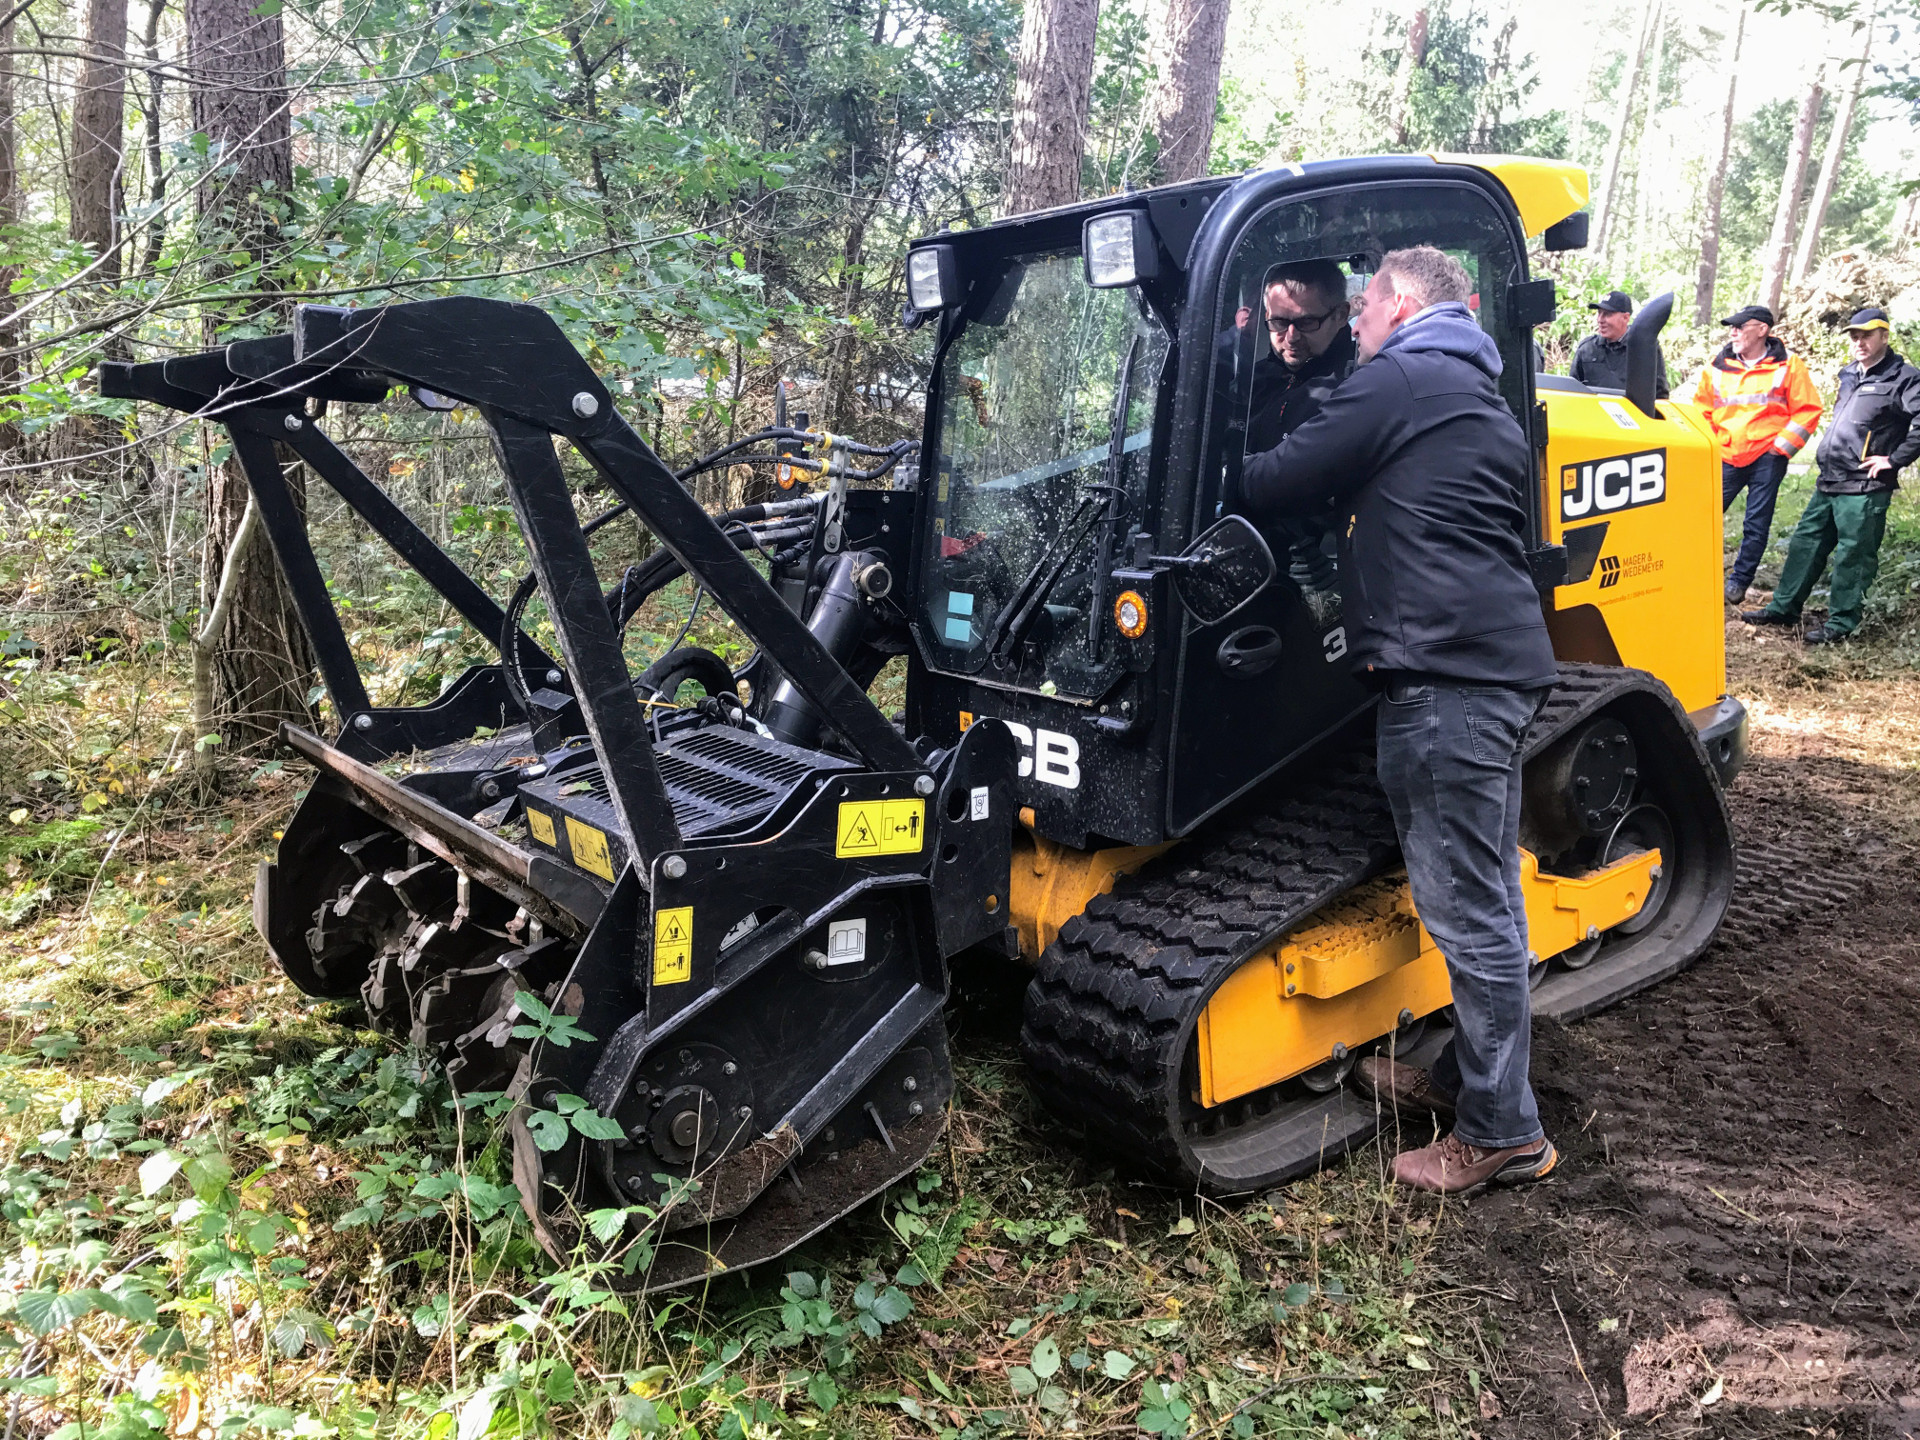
[
  {"xmin": 564, "ymin": 816, "xmax": 616, "ymax": 880},
  {"xmin": 653, "ymin": 906, "xmax": 693, "ymax": 985},
  {"xmin": 835, "ymin": 798, "xmax": 926, "ymax": 857},
  {"xmin": 525, "ymin": 808, "xmax": 557, "ymax": 846}
]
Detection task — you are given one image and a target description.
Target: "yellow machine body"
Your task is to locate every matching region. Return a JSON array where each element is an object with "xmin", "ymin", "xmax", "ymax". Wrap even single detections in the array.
[
  {"xmin": 1540, "ymin": 393, "xmax": 1727, "ymax": 714},
  {"xmin": 1007, "ymin": 330, "xmax": 1725, "ymax": 1105},
  {"xmin": 1002, "ymin": 152, "xmax": 1731, "ymax": 1117}
]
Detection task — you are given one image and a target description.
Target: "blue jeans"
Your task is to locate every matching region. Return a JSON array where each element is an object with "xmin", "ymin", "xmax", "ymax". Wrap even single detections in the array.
[
  {"xmin": 1721, "ymin": 452, "xmax": 1790, "ymax": 592},
  {"xmin": 1376, "ymin": 677, "xmax": 1548, "ymax": 1151}
]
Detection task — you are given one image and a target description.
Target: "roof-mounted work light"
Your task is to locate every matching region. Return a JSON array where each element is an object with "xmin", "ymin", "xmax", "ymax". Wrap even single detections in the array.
[
  {"xmin": 1083, "ymin": 211, "xmax": 1160, "ymax": 289},
  {"xmin": 906, "ymin": 245, "xmax": 960, "ymax": 312}
]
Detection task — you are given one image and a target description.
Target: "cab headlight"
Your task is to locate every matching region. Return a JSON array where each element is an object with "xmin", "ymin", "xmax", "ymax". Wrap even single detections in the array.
[
  {"xmin": 907, "ymin": 245, "xmax": 959, "ymax": 312},
  {"xmin": 1083, "ymin": 212, "xmax": 1160, "ymax": 288}
]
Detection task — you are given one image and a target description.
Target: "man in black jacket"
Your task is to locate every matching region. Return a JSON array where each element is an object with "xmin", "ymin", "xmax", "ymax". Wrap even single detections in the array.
[
  {"xmin": 1239, "ymin": 246, "xmax": 1561, "ymax": 1195},
  {"xmin": 1569, "ymin": 290, "xmax": 1669, "ymax": 398},
  {"xmin": 1243, "ymin": 260, "xmax": 1356, "ymax": 595},
  {"xmin": 1246, "ymin": 260, "xmax": 1357, "ymax": 452},
  {"xmin": 1744, "ymin": 307, "xmax": 1920, "ymax": 642}
]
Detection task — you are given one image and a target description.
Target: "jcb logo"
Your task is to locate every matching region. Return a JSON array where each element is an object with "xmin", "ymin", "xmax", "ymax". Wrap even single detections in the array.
[
  {"xmin": 1003, "ymin": 723, "xmax": 1081, "ymax": 790},
  {"xmin": 962, "ymin": 712, "xmax": 1082, "ymax": 790},
  {"xmin": 1561, "ymin": 448, "xmax": 1666, "ymax": 521}
]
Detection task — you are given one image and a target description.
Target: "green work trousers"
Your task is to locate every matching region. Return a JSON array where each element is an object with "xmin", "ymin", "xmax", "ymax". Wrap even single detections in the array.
[{"xmin": 1762, "ymin": 489, "xmax": 1894, "ymax": 635}]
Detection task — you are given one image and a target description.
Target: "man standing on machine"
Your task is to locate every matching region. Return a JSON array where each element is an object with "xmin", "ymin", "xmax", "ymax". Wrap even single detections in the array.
[{"xmin": 1238, "ymin": 246, "xmax": 1562, "ymax": 1195}]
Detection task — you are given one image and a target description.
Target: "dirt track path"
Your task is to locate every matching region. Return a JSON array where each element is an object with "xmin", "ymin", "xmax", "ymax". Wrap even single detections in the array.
[{"xmin": 1448, "ymin": 660, "xmax": 1920, "ymax": 1438}]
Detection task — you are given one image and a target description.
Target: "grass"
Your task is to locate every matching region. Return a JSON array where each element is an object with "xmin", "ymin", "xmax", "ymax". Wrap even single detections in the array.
[
  {"xmin": 0, "ymin": 649, "xmax": 1495, "ymax": 1440},
  {"xmin": 0, "ymin": 458, "xmax": 1909, "ymax": 1437}
]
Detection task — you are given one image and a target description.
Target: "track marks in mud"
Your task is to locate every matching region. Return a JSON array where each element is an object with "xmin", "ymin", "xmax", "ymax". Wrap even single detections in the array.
[{"xmin": 1447, "ymin": 752, "xmax": 1920, "ymax": 1437}]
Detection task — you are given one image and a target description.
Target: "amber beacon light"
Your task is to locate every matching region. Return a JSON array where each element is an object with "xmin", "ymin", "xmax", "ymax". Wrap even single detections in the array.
[{"xmin": 1113, "ymin": 589, "xmax": 1149, "ymax": 639}]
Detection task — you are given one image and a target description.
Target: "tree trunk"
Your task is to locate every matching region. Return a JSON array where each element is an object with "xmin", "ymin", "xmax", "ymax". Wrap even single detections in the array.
[
  {"xmin": 1471, "ymin": 14, "xmax": 1517, "ymax": 150},
  {"xmin": 1694, "ymin": 3, "xmax": 1745, "ymax": 326},
  {"xmin": 1003, "ymin": 0, "xmax": 1101, "ymax": 215},
  {"xmin": 1148, "ymin": 0, "xmax": 1232, "ymax": 183},
  {"xmin": 1386, "ymin": 5, "xmax": 1429, "ymax": 148},
  {"xmin": 188, "ymin": 0, "xmax": 313, "ymax": 745},
  {"xmin": 1592, "ymin": 0, "xmax": 1658, "ymax": 255},
  {"xmin": 1629, "ymin": 2, "xmax": 1667, "ymax": 264},
  {"xmin": 137, "ymin": 0, "xmax": 169, "ymax": 278},
  {"xmin": 1791, "ymin": 13, "xmax": 1873, "ymax": 285},
  {"xmin": 70, "ymin": 0, "xmax": 129, "ymax": 283},
  {"xmin": 1895, "ymin": 189, "xmax": 1920, "ymax": 258},
  {"xmin": 1758, "ymin": 68, "xmax": 1823, "ymax": 316},
  {"xmin": 0, "ymin": 11, "xmax": 19, "ymax": 459}
]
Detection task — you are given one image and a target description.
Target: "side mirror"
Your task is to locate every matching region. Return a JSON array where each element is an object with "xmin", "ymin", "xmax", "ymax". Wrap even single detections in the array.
[
  {"xmin": 1543, "ymin": 212, "xmax": 1590, "ymax": 252},
  {"xmin": 1170, "ymin": 515, "xmax": 1277, "ymax": 626}
]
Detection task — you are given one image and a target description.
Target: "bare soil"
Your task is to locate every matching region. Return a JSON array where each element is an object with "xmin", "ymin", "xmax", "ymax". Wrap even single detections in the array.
[{"xmin": 1442, "ymin": 633, "xmax": 1920, "ymax": 1438}]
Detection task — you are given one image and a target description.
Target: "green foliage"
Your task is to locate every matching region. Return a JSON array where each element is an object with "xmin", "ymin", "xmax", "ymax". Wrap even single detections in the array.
[{"xmin": 1723, "ymin": 93, "xmax": 1894, "ymax": 255}]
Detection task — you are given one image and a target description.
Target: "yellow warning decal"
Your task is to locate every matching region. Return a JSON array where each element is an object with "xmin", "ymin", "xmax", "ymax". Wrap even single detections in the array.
[
  {"xmin": 564, "ymin": 816, "xmax": 616, "ymax": 880},
  {"xmin": 653, "ymin": 906, "xmax": 693, "ymax": 985},
  {"xmin": 525, "ymin": 808, "xmax": 557, "ymax": 846},
  {"xmin": 958, "ymin": 710, "xmax": 973, "ymax": 731},
  {"xmin": 836, "ymin": 798, "xmax": 926, "ymax": 858}
]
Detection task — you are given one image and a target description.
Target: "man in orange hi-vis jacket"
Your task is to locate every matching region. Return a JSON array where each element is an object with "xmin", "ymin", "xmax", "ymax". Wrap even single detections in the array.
[{"xmin": 1694, "ymin": 305, "xmax": 1825, "ymax": 604}]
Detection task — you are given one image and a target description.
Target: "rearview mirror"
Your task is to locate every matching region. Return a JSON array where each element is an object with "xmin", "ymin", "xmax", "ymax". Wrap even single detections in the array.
[{"xmin": 1171, "ymin": 516, "xmax": 1277, "ymax": 626}]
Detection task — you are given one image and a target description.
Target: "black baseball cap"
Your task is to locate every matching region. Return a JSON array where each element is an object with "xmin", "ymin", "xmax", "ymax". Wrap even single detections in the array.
[
  {"xmin": 1589, "ymin": 290, "xmax": 1634, "ymax": 314},
  {"xmin": 1846, "ymin": 306, "xmax": 1891, "ymax": 333},
  {"xmin": 1720, "ymin": 305, "xmax": 1775, "ymax": 328}
]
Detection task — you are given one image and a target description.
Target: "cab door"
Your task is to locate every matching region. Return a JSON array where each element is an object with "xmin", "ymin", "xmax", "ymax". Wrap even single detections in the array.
[{"xmin": 1165, "ymin": 175, "xmax": 1540, "ymax": 835}]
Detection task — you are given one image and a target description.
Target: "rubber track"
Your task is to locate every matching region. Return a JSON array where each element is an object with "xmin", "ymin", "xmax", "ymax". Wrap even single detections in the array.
[
  {"xmin": 1020, "ymin": 751, "xmax": 1398, "ymax": 1175},
  {"xmin": 1019, "ymin": 663, "xmax": 1710, "ymax": 1184}
]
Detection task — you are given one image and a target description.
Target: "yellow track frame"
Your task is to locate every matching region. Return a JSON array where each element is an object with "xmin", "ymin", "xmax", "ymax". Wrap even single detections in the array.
[{"xmin": 1194, "ymin": 845, "xmax": 1662, "ymax": 1108}]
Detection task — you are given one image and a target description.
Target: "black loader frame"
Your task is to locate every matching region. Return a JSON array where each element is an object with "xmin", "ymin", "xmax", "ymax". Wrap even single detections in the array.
[{"xmin": 102, "ymin": 297, "xmax": 1018, "ymax": 1286}]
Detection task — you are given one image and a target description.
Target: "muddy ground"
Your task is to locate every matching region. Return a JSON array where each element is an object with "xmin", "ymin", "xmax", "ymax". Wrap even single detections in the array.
[{"xmin": 1447, "ymin": 630, "xmax": 1920, "ymax": 1439}]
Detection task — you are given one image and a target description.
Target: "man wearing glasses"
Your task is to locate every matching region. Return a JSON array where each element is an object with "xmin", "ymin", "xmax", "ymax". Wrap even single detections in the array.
[
  {"xmin": 1691, "ymin": 304, "xmax": 1824, "ymax": 605},
  {"xmin": 1244, "ymin": 260, "xmax": 1356, "ymax": 595},
  {"xmin": 1246, "ymin": 260, "xmax": 1357, "ymax": 454}
]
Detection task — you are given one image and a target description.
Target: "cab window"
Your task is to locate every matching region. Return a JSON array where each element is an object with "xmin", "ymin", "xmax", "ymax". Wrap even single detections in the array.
[{"xmin": 1208, "ymin": 183, "xmax": 1531, "ymax": 520}]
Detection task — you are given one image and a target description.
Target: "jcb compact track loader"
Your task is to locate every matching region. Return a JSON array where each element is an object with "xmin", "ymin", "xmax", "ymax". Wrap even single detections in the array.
[{"xmin": 103, "ymin": 154, "xmax": 1743, "ymax": 1287}]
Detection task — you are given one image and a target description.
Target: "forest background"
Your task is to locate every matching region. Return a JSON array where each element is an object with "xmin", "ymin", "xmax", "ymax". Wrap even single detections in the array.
[{"xmin": 0, "ymin": 0, "xmax": 1919, "ymax": 1435}]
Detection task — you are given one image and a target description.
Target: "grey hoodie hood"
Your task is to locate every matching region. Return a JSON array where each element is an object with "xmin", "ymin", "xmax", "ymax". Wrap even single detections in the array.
[{"xmin": 1377, "ymin": 300, "xmax": 1504, "ymax": 380}]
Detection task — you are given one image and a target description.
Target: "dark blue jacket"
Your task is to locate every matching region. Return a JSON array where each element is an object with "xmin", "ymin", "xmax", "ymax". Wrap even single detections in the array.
[{"xmin": 1238, "ymin": 302, "xmax": 1558, "ymax": 688}]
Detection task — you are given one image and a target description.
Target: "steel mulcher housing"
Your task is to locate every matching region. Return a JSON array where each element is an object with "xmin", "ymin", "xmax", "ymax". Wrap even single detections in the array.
[{"xmin": 101, "ymin": 297, "xmax": 1020, "ymax": 1286}]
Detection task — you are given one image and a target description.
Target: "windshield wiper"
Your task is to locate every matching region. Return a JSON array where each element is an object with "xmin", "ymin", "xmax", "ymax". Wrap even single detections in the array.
[{"xmin": 985, "ymin": 489, "xmax": 1108, "ymax": 666}]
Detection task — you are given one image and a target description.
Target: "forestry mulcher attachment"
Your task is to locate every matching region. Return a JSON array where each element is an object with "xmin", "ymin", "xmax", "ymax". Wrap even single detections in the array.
[{"xmin": 103, "ymin": 154, "xmax": 1745, "ymax": 1287}]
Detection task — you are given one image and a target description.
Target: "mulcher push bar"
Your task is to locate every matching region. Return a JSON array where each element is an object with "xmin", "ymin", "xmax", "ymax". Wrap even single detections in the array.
[
  {"xmin": 98, "ymin": 338, "xmax": 560, "ymax": 752},
  {"xmin": 292, "ymin": 296, "xmax": 923, "ymax": 874}
]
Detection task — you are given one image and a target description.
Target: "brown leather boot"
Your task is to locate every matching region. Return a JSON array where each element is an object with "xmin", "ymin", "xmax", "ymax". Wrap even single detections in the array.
[
  {"xmin": 1353, "ymin": 1057, "xmax": 1456, "ymax": 1123},
  {"xmin": 1391, "ymin": 1132, "xmax": 1558, "ymax": 1195}
]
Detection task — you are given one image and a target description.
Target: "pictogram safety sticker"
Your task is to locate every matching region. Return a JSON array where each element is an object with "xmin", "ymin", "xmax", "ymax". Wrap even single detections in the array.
[
  {"xmin": 835, "ymin": 798, "xmax": 926, "ymax": 857},
  {"xmin": 653, "ymin": 906, "xmax": 693, "ymax": 985}
]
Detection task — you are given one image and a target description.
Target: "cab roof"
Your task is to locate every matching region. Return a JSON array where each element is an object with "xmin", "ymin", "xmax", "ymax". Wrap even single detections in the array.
[{"xmin": 914, "ymin": 154, "xmax": 1589, "ymax": 256}]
